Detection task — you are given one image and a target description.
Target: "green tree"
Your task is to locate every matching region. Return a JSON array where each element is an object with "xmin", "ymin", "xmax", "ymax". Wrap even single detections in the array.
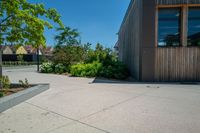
[
  {"xmin": 0, "ymin": 0, "xmax": 63, "ymax": 84},
  {"xmin": 0, "ymin": 0, "xmax": 63, "ymax": 46},
  {"xmin": 53, "ymin": 45, "xmax": 85, "ymax": 67},
  {"xmin": 86, "ymin": 43, "xmax": 117, "ymax": 66},
  {"xmin": 55, "ymin": 26, "xmax": 80, "ymax": 45}
]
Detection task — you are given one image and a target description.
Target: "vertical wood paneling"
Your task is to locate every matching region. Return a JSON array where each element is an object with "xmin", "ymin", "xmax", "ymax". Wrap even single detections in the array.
[
  {"xmin": 118, "ymin": 0, "xmax": 141, "ymax": 80},
  {"xmin": 118, "ymin": 0, "xmax": 200, "ymax": 81},
  {"xmin": 155, "ymin": 47, "xmax": 200, "ymax": 81}
]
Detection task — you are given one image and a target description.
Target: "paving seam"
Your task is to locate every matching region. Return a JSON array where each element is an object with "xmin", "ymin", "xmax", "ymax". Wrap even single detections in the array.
[
  {"xmin": 44, "ymin": 122, "xmax": 81, "ymax": 133},
  {"xmin": 27, "ymin": 89, "xmax": 156, "ymax": 133},
  {"xmin": 25, "ymin": 102, "xmax": 110, "ymax": 133}
]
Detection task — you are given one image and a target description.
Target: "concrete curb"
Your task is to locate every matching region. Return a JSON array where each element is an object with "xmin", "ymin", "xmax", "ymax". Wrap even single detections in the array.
[{"xmin": 0, "ymin": 84, "xmax": 49, "ymax": 113}]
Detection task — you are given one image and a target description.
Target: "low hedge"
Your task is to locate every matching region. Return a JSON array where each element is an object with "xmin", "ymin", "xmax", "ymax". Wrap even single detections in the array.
[
  {"xmin": 54, "ymin": 63, "xmax": 67, "ymax": 74},
  {"xmin": 99, "ymin": 61, "xmax": 129, "ymax": 80},
  {"xmin": 41, "ymin": 61, "xmax": 129, "ymax": 80},
  {"xmin": 40, "ymin": 62, "xmax": 68, "ymax": 74},
  {"xmin": 70, "ymin": 62, "xmax": 102, "ymax": 77},
  {"xmin": 70, "ymin": 61, "xmax": 129, "ymax": 79},
  {"xmin": 40, "ymin": 62, "xmax": 54, "ymax": 73}
]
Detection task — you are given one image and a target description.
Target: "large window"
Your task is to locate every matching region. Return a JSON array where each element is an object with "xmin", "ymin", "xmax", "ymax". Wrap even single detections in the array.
[
  {"xmin": 188, "ymin": 7, "xmax": 200, "ymax": 46},
  {"xmin": 158, "ymin": 8, "xmax": 181, "ymax": 47}
]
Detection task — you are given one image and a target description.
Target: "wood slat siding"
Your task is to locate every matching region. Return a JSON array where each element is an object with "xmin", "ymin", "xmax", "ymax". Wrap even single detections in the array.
[
  {"xmin": 156, "ymin": 0, "xmax": 200, "ymax": 4},
  {"xmin": 118, "ymin": 0, "xmax": 141, "ymax": 80},
  {"xmin": 155, "ymin": 47, "xmax": 200, "ymax": 81}
]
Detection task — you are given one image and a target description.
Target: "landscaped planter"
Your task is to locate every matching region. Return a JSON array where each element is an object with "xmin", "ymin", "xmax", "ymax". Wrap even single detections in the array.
[{"xmin": 0, "ymin": 84, "xmax": 49, "ymax": 113}]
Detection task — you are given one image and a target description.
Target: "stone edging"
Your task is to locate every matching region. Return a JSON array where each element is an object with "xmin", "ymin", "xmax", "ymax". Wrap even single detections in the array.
[{"xmin": 0, "ymin": 84, "xmax": 49, "ymax": 113}]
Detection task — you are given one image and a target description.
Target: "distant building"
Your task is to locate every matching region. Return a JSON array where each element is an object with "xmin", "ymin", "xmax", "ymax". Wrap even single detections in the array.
[
  {"xmin": 114, "ymin": 41, "xmax": 119, "ymax": 57},
  {"xmin": 42, "ymin": 46, "xmax": 54, "ymax": 56},
  {"xmin": 1, "ymin": 45, "xmax": 53, "ymax": 55},
  {"xmin": 24, "ymin": 45, "xmax": 33, "ymax": 54},
  {"xmin": 31, "ymin": 48, "xmax": 43, "ymax": 55},
  {"xmin": 16, "ymin": 46, "xmax": 27, "ymax": 55},
  {"xmin": 2, "ymin": 46, "xmax": 13, "ymax": 55}
]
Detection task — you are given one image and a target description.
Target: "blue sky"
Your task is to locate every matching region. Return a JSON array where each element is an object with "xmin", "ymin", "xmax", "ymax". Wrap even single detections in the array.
[{"xmin": 28, "ymin": 0, "xmax": 130, "ymax": 48}]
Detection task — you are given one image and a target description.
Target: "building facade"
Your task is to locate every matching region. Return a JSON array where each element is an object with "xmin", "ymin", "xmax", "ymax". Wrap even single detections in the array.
[
  {"xmin": 16, "ymin": 46, "xmax": 28, "ymax": 55},
  {"xmin": 118, "ymin": 0, "xmax": 200, "ymax": 81},
  {"xmin": 2, "ymin": 46, "xmax": 13, "ymax": 55}
]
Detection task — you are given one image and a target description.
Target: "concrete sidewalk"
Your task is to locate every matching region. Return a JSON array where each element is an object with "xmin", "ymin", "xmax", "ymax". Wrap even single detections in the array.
[{"xmin": 0, "ymin": 67, "xmax": 200, "ymax": 133}]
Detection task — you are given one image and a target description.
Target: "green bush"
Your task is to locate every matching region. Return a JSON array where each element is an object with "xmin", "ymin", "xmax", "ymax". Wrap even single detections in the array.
[
  {"xmin": 0, "ymin": 92, "xmax": 3, "ymax": 98},
  {"xmin": 54, "ymin": 63, "xmax": 67, "ymax": 74},
  {"xmin": 40, "ymin": 62, "xmax": 54, "ymax": 73},
  {"xmin": 19, "ymin": 78, "xmax": 30, "ymax": 88},
  {"xmin": 0, "ymin": 75, "xmax": 11, "ymax": 89},
  {"xmin": 53, "ymin": 45, "xmax": 86, "ymax": 67},
  {"xmin": 70, "ymin": 62, "xmax": 102, "ymax": 77},
  {"xmin": 85, "ymin": 43, "xmax": 117, "ymax": 66},
  {"xmin": 99, "ymin": 61, "xmax": 129, "ymax": 80},
  {"xmin": 44, "ymin": 43, "xmax": 130, "ymax": 80},
  {"xmin": 17, "ymin": 55, "xmax": 24, "ymax": 62}
]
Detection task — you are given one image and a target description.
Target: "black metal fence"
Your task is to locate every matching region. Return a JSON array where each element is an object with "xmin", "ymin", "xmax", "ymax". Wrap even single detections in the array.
[{"xmin": 2, "ymin": 54, "xmax": 37, "ymax": 62}]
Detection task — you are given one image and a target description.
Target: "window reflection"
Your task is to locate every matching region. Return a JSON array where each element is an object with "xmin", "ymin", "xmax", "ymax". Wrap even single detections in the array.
[
  {"xmin": 158, "ymin": 8, "xmax": 181, "ymax": 47},
  {"xmin": 188, "ymin": 7, "xmax": 200, "ymax": 46}
]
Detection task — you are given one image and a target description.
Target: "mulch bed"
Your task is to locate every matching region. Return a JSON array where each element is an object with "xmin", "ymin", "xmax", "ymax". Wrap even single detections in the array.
[
  {"xmin": 0, "ymin": 88, "xmax": 25, "ymax": 97},
  {"xmin": 0, "ymin": 85, "xmax": 34, "ymax": 97}
]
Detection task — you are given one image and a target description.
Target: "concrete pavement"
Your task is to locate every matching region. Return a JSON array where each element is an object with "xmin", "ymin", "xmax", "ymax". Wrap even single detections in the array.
[{"xmin": 0, "ymin": 66, "xmax": 200, "ymax": 133}]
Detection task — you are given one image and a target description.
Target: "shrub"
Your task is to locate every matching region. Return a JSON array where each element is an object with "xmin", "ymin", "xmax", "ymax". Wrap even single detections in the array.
[
  {"xmin": 19, "ymin": 78, "xmax": 30, "ymax": 88},
  {"xmin": 53, "ymin": 45, "xmax": 86, "ymax": 67},
  {"xmin": 17, "ymin": 54, "xmax": 24, "ymax": 62},
  {"xmin": 54, "ymin": 63, "xmax": 67, "ymax": 74},
  {"xmin": 0, "ymin": 75, "xmax": 11, "ymax": 89},
  {"xmin": 0, "ymin": 92, "xmax": 3, "ymax": 98},
  {"xmin": 40, "ymin": 62, "xmax": 54, "ymax": 73},
  {"xmin": 85, "ymin": 43, "xmax": 117, "ymax": 66},
  {"xmin": 99, "ymin": 61, "xmax": 129, "ymax": 80},
  {"xmin": 70, "ymin": 62, "xmax": 102, "ymax": 77}
]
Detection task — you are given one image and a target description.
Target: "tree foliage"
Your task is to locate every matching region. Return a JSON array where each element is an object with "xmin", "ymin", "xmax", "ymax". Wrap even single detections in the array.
[
  {"xmin": 0, "ymin": 0, "xmax": 63, "ymax": 47},
  {"xmin": 55, "ymin": 26, "xmax": 80, "ymax": 45},
  {"xmin": 85, "ymin": 43, "xmax": 117, "ymax": 66},
  {"xmin": 42, "ymin": 42, "xmax": 129, "ymax": 79},
  {"xmin": 52, "ymin": 44, "xmax": 87, "ymax": 66},
  {"xmin": 69, "ymin": 43, "xmax": 129, "ymax": 79}
]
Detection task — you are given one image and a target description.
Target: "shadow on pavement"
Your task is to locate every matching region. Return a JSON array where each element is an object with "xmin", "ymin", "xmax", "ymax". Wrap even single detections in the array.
[{"xmin": 91, "ymin": 78, "xmax": 200, "ymax": 85}]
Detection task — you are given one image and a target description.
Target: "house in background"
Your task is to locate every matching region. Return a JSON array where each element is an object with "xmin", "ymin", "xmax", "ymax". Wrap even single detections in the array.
[
  {"xmin": 114, "ymin": 41, "xmax": 119, "ymax": 57},
  {"xmin": 118, "ymin": 0, "xmax": 200, "ymax": 82},
  {"xmin": 24, "ymin": 45, "xmax": 33, "ymax": 54},
  {"xmin": 2, "ymin": 46, "xmax": 13, "ymax": 55},
  {"xmin": 42, "ymin": 46, "xmax": 54, "ymax": 56},
  {"xmin": 1, "ymin": 45, "xmax": 53, "ymax": 62},
  {"xmin": 16, "ymin": 46, "xmax": 27, "ymax": 55},
  {"xmin": 31, "ymin": 48, "xmax": 43, "ymax": 55}
]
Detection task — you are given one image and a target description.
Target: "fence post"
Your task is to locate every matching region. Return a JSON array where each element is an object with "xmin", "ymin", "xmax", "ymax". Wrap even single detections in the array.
[{"xmin": 37, "ymin": 48, "xmax": 39, "ymax": 72}]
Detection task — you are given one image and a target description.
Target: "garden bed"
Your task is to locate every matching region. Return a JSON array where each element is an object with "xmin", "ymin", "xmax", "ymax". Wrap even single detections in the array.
[
  {"xmin": 0, "ymin": 84, "xmax": 49, "ymax": 113},
  {"xmin": 0, "ymin": 84, "xmax": 34, "ymax": 97}
]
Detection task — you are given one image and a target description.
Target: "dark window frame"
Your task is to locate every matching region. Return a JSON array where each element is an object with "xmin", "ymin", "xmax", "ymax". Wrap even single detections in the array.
[
  {"xmin": 156, "ymin": 4, "xmax": 200, "ymax": 48},
  {"xmin": 187, "ymin": 7, "xmax": 200, "ymax": 47},
  {"xmin": 157, "ymin": 8, "xmax": 182, "ymax": 47}
]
